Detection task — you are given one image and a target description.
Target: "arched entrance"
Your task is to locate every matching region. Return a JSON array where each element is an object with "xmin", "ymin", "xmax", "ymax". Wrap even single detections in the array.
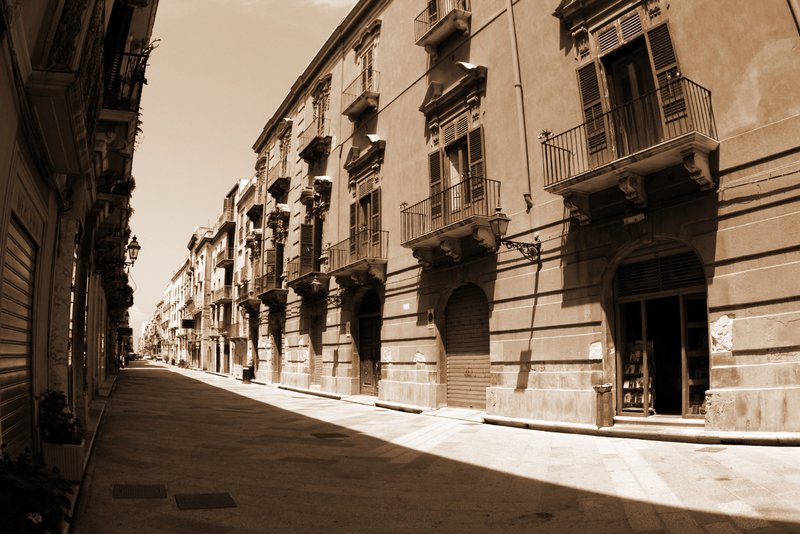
[
  {"xmin": 445, "ymin": 284, "xmax": 491, "ymax": 410},
  {"xmin": 614, "ymin": 241, "xmax": 709, "ymax": 418},
  {"xmin": 358, "ymin": 291, "xmax": 382, "ymax": 396}
]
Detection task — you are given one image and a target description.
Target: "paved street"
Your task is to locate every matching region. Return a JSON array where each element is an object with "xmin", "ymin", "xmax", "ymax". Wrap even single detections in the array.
[{"xmin": 71, "ymin": 361, "xmax": 800, "ymax": 533}]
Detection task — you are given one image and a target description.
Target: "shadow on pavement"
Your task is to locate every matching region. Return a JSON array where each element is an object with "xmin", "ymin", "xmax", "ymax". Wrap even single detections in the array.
[{"xmin": 71, "ymin": 361, "xmax": 800, "ymax": 534}]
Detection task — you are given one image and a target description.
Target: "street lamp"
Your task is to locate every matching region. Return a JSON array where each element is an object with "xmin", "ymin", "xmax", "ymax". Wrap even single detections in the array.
[
  {"xmin": 92, "ymin": 235, "xmax": 142, "ymax": 274},
  {"xmin": 489, "ymin": 207, "xmax": 542, "ymax": 269}
]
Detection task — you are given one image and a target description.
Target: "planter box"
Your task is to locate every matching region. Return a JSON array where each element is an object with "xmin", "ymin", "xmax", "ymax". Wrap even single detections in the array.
[{"xmin": 42, "ymin": 440, "xmax": 85, "ymax": 481}]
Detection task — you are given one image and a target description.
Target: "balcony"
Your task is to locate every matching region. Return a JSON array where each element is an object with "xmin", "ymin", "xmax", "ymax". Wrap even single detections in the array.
[
  {"xmin": 256, "ymin": 273, "xmax": 288, "ymax": 309},
  {"xmin": 212, "ymin": 321, "xmax": 231, "ymax": 338},
  {"xmin": 212, "ymin": 285, "xmax": 233, "ymax": 304},
  {"xmin": 401, "ymin": 176, "xmax": 501, "ymax": 268},
  {"xmin": 215, "ymin": 247, "xmax": 234, "ymax": 268},
  {"xmin": 342, "ymin": 69, "xmax": 380, "ymax": 119},
  {"xmin": 287, "ymin": 250, "xmax": 329, "ymax": 297},
  {"xmin": 236, "ymin": 280, "xmax": 261, "ymax": 314},
  {"xmin": 213, "ymin": 201, "xmax": 235, "ymax": 237},
  {"xmin": 542, "ymin": 78, "xmax": 718, "ymax": 223},
  {"xmin": 103, "ymin": 52, "xmax": 148, "ymax": 113},
  {"xmin": 414, "ymin": 0, "xmax": 471, "ymax": 56},
  {"xmin": 298, "ymin": 118, "xmax": 332, "ymax": 165},
  {"xmin": 328, "ymin": 229, "xmax": 388, "ymax": 287}
]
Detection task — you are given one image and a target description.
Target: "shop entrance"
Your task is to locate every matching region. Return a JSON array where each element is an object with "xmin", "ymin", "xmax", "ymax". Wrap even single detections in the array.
[
  {"xmin": 358, "ymin": 291, "xmax": 382, "ymax": 396},
  {"xmin": 615, "ymin": 243, "xmax": 709, "ymax": 418}
]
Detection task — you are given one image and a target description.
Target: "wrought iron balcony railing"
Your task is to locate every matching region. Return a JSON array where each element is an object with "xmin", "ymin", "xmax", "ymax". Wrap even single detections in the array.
[
  {"xmin": 401, "ymin": 176, "xmax": 500, "ymax": 244},
  {"xmin": 328, "ymin": 229, "xmax": 388, "ymax": 273},
  {"xmin": 103, "ymin": 52, "xmax": 148, "ymax": 112},
  {"xmin": 212, "ymin": 285, "xmax": 232, "ymax": 303},
  {"xmin": 298, "ymin": 118, "xmax": 331, "ymax": 155},
  {"xmin": 286, "ymin": 248, "xmax": 320, "ymax": 283},
  {"xmin": 542, "ymin": 77, "xmax": 717, "ymax": 188},
  {"xmin": 342, "ymin": 69, "xmax": 380, "ymax": 116},
  {"xmin": 414, "ymin": 0, "xmax": 472, "ymax": 44},
  {"xmin": 215, "ymin": 247, "xmax": 234, "ymax": 268}
]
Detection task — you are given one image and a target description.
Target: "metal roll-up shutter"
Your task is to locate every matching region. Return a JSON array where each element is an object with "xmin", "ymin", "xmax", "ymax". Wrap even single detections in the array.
[
  {"xmin": 1, "ymin": 219, "xmax": 36, "ymax": 457},
  {"xmin": 445, "ymin": 284, "xmax": 490, "ymax": 410},
  {"xmin": 616, "ymin": 242, "xmax": 705, "ymax": 298},
  {"xmin": 311, "ymin": 316, "xmax": 323, "ymax": 387}
]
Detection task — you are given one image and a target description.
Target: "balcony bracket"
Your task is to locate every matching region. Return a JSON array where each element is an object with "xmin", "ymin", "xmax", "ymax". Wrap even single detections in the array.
[
  {"xmin": 439, "ymin": 238, "xmax": 462, "ymax": 262},
  {"xmin": 617, "ymin": 171, "xmax": 647, "ymax": 208},
  {"xmin": 681, "ymin": 148, "xmax": 716, "ymax": 191},
  {"xmin": 412, "ymin": 248, "xmax": 433, "ymax": 270},
  {"xmin": 565, "ymin": 194, "xmax": 591, "ymax": 226},
  {"xmin": 257, "ymin": 288, "xmax": 288, "ymax": 310},
  {"xmin": 472, "ymin": 227, "xmax": 498, "ymax": 253}
]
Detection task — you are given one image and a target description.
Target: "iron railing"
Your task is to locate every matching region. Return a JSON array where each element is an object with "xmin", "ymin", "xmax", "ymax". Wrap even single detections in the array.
[
  {"xmin": 328, "ymin": 229, "xmax": 388, "ymax": 272},
  {"xmin": 342, "ymin": 69, "xmax": 380, "ymax": 111},
  {"xmin": 287, "ymin": 249, "xmax": 319, "ymax": 283},
  {"xmin": 542, "ymin": 77, "xmax": 716, "ymax": 187},
  {"xmin": 298, "ymin": 118, "xmax": 331, "ymax": 155},
  {"xmin": 401, "ymin": 176, "xmax": 500, "ymax": 243},
  {"xmin": 414, "ymin": 0, "xmax": 471, "ymax": 42},
  {"xmin": 236, "ymin": 281, "xmax": 251, "ymax": 303},
  {"xmin": 215, "ymin": 247, "xmax": 234, "ymax": 267},
  {"xmin": 212, "ymin": 285, "xmax": 232, "ymax": 303},
  {"xmin": 103, "ymin": 52, "xmax": 148, "ymax": 112}
]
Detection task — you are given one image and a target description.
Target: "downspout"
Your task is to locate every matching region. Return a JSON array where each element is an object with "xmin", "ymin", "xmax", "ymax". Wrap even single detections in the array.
[
  {"xmin": 505, "ymin": 0, "xmax": 534, "ymax": 211},
  {"xmin": 789, "ymin": 0, "xmax": 800, "ymax": 35}
]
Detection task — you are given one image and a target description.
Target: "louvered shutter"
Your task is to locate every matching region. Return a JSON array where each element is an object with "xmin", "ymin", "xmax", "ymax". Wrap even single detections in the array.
[
  {"xmin": 370, "ymin": 188, "xmax": 381, "ymax": 249},
  {"xmin": 616, "ymin": 252, "xmax": 705, "ymax": 298},
  {"xmin": 429, "ymin": 149, "xmax": 443, "ymax": 223},
  {"xmin": 467, "ymin": 126, "xmax": 485, "ymax": 204},
  {"xmin": 300, "ymin": 223, "xmax": 314, "ymax": 275},
  {"xmin": 577, "ymin": 61, "xmax": 608, "ymax": 159},
  {"xmin": 645, "ymin": 22, "xmax": 685, "ymax": 123},
  {"xmin": 264, "ymin": 248, "xmax": 277, "ymax": 290},
  {"xmin": 349, "ymin": 203, "xmax": 357, "ymax": 257}
]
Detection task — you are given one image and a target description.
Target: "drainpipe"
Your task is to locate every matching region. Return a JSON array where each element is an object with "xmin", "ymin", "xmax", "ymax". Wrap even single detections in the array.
[
  {"xmin": 789, "ymin": 0, "xmax": 800, "ymax": 35},
  {"xmin": 505, "ymin": 0, "xmax": 534, "ymax": 211}
]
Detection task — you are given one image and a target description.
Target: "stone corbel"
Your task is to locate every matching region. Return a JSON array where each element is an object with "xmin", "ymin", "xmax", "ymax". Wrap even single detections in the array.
[
  {"xmin": 564, "ymin": 193, "xmax": 591, "ymax": 225},
  {"xmin": 350, "ymin": 271, "xmax": 368, "ymax": 287},
  {"xmin": 472, "ymin": 227, "xmax": 497, "ymax": 253},
  {"xmin": 412, "ymin": 248, "xmax": 433, "ymax": 270},
  {"xmin": 439, "ymin": 238, "xmax": 461, "ymax": 261},
  {"xmin": 681, "ymin": 148, "xmax": 716, "ymax": 191},
  {"xmin": 367, "ymin": 263, "xmax": 386, "ymax": 284},
  {"xmin": 617, "ymin": 171, "xmax": 647, "ymax": 208},
  {"xmin": 454, "ymin": 18, "xmax": 469, "ymax": 35}
]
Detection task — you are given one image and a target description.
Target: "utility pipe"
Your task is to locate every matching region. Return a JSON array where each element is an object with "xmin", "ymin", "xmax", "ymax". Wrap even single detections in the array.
[{"xmin": 505, "ymin": 0, "xmax": 534, "ymax": 210}]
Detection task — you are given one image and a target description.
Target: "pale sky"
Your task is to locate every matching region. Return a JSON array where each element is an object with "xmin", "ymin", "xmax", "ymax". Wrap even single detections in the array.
[{"xmin": 128, "ymin": 0, "xmax": 359, "ymax": 341}]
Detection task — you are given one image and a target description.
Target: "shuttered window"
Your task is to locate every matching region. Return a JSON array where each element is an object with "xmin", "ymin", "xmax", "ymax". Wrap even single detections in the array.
[
  {"xmin": 429, "ymin": 149, "xmax": 443, "ymax": 222},
  {"xmin": 578, "ymin": 62, "xmax": 607, "ymax": 157},
  {"xmin": 263, "ymin": 248, "xmax": 277, "ymax": 290},
  {"xmin": 467, "ymin": 126, "xmax": 485, "ymax": 201},
  {"xmin": 645, "ymin": 22, "xmax": 685, "ymax": 123},
  {"xmin": 370, "ymin": 188, "xmax": 381, "ymax": 246},
  {"xmin": 299, "ymin": 223, "xmax": 315, "ymax": 275}
]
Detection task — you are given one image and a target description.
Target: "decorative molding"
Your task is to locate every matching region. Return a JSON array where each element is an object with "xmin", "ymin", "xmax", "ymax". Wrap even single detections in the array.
[
  {"xmin": 472, "ymin": 227, "xmax": 497, "ymax": 253},
  {"xmin": 353, "ymin": 19, "xmax": 382, "ymax": 53},
  {"xmin": 564, "ymin": 193, "xmax": 591, "ymax": 225},
  {"xmin": 412, "ymin": 248, "xmax": 433, "ymax": 270},
  {"xmin": 681, "ymin": 148, "xmax": 716, "ymax": 191},
  {"xmin": 617, "ymin": 170, "xmax": 647, "ymax": 207},
  {"xmin": 439, "ymin": 238, "xmax": 461, "ymax": 262},
  {"xmin": 48, "ymin": 0, "xmax": 91, "ymax": 70}
]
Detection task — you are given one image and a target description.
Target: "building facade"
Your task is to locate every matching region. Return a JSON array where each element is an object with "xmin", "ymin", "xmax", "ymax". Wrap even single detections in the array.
[{"xmin": 155, "ymin": 0, "xmax": 800, "ymax": 435}]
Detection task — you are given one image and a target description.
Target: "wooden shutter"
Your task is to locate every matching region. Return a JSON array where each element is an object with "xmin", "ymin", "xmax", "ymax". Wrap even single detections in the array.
[
  {"xmin": 645, "ymin": 22, "xmax": 685, "ymax": 123},
  {"xmin": 349, "ymin": 203, "xmax": 357, "ymax": 256},
  {"xmin": 300, "ymin": 223, "xmax": 314, "ymax": 275},
  {"xmin": 264, "ymin": 248, "xmax": 277, "ymax": 290},
  {"xmin": 467, "ymin": 126, "xmax": 485, "ymax": 203},
  {"xmin": 429, "ymin": 149, "xmax": 443, "ymax": 222},
  {"xmin": 370, "ymin": 188, "xmax": 381, "ymax": 248},
  {"xmin": 577, "ymin": 61, "xmax": 607, "ymax": 157}
]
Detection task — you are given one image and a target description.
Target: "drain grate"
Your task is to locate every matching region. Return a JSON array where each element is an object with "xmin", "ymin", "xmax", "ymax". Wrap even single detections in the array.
[
  {"xmin": 113, "ymin": 484, "xmax": 168, "ymax": 499},
  {"xmin": 695, "ymin": 446, "xmax": 727, "ymax": 453},
  {"xmin": 174, "ymin": 493, "xmax": 237, "ymax": 510},
  {"xmin": 311, "ymin": 432, "xmax": 348, "ymax": 439}
]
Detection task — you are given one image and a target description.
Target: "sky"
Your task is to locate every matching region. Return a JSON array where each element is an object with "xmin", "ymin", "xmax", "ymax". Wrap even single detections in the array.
[{"xmin": 128, "ymin": 0, "xmax": 359, "ymax": 342}]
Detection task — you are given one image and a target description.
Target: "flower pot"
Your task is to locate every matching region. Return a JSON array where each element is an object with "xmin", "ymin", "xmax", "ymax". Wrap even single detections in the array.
[{"xmin": 42, "ymin": 440, "xmax": 85, "ymax": 481}]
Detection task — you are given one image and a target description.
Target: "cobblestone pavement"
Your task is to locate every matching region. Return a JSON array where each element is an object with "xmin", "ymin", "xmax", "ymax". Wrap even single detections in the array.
[{"xmin": 71, "ymin": 361, "xmax": 800, "ymax": 533}]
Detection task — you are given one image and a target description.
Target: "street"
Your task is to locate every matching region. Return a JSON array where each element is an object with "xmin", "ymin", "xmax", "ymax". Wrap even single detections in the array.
[{"xmin": 71, "ymin": 361, "xmax": 800, "ymax": 533}]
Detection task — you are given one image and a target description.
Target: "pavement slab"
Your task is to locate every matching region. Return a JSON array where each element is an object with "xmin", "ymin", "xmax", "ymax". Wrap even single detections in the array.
[{"xmin": 71, "ymin": 362, "xmax": 800, "ymax": 533}]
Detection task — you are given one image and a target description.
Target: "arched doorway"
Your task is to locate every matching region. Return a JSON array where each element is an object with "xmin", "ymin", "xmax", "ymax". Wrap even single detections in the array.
[
  {"xmin": 358, "ymin": 290, "xmax": 382, "ymax": 396},
  {"xmin": 445, "ymin": 284, "xmax": 491, "ymax": 410},
  {"xmin": 614, "ymin": 241, "xmax": 709, "ymax": 418}
]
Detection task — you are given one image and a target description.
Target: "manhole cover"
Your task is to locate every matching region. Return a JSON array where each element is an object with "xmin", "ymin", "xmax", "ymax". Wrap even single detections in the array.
[
  {"xmin": 695, "ymin": 446, "xmax": 727, "ymax": 453},
  {"xmin": 113, "ymin": 484, "xmax": 167, "ymax": 499},
  {"xmin": 174, "ymin": 493, "xmax": 237, "ymax": 510},
  {"xmin": 311, "ymin": 432, "xmax": 348, "ymax": 439}
]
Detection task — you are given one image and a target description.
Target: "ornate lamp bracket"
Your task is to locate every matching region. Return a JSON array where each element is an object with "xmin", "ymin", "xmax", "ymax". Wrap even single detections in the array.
[{"xmin": 503, "ymin": 236, "xmax": 542, "ymax": 268}]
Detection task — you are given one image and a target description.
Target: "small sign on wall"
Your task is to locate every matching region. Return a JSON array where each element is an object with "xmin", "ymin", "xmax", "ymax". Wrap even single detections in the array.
[
  {"xmin": 346, "ymin": 321, "xmax": 351, "ymax": 337},
  {"xmin": 427, "ymin": 309, "xmax": 434, "ymax": 329}
]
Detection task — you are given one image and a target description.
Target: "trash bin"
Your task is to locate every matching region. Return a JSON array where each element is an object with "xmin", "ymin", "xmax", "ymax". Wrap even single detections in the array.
[{"xmin": 242, "ymin": 366, "xmax": 252, "ymax": 384}]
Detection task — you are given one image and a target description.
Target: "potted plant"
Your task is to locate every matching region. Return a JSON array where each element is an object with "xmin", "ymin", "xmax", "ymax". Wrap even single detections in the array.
[
  {"xmin": 0, "ymin": 445, "xmax": 74, "ymax": 533},
  {"xmin": 38, "ymin": 389, "xmax": 85, "ymax": 482}
]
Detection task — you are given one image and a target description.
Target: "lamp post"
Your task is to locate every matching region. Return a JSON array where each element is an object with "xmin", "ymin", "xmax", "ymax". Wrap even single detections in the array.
[{"xmin": 489, "ymin": 207, "xmax": 542, "ymax": 269}]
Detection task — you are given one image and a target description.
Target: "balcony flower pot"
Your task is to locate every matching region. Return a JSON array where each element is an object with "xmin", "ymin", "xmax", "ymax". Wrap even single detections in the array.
[{"xmin": 38, "ymin": 389, "xmax": 86, "ymax": 482}]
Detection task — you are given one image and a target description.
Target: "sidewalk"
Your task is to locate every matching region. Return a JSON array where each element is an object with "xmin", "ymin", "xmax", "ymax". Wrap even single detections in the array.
[{"xmin": 71, "ymin": 361, "xmax": 800, "ymax": 533}]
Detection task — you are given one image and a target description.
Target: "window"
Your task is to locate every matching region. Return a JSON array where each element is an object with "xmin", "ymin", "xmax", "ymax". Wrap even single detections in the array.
[{"xmin": 349, "ymin": 182, "xmax": 381, "ymax": 258}]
